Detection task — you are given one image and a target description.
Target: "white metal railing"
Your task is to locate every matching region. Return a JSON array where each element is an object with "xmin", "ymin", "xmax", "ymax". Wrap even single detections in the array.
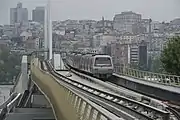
[
  {"xmin": 10, "ymin": 72, "xmax": 22, "ymax": 94},
  {"xmin": 114, "ymin": 66, "xmax": 180, "ymax": 87},
  {"xmin": 0, "ymin": 93, "xmax": 16, "ymax": 109},
  {"xmin": 6, "ymin": 93, "xmax": 21, "ymax": 113}
]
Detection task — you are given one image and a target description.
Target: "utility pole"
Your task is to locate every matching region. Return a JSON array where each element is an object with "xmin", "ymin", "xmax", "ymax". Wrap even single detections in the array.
[{"xmin": 102, "ymin": 16, "xmax": 105, "ymax": 34}]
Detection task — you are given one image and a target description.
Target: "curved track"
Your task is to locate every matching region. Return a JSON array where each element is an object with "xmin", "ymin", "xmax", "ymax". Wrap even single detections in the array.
[
  {"xmin": 64, "ymin": 61, "xmax": 180, "ymax": 120},
  {"xmin": 44, "ymin": 61, "xmax": 171, "ymax": 120}
]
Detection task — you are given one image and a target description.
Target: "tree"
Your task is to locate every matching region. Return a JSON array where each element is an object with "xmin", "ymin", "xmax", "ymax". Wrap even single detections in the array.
[
  {"xmin": 0, "ymin": 46, "xmax": 21, "ymax": 83},
  {"xmin": 151, "ymin": 56, "xmax": 164, "ymax": 73},
  {"xmin": 160, "ymin": 36, "xmax": 180, "ymax": 75}
]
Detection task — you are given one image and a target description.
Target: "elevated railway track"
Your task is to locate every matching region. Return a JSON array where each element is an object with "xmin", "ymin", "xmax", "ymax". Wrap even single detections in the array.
[
  {"xmin": 31, "ymin": 58, "xmax": 122, "ymax": 120},
  {"xmin": 44, "ymin": 60, "xmax": 173, "ymax": 120},
  {"xmin": 0, "ymin": 54, "xmax": 180, "ymax": 120},
  {"xmin": 60, "ymin": 59, "xmax": 180, "ymax": 120}
]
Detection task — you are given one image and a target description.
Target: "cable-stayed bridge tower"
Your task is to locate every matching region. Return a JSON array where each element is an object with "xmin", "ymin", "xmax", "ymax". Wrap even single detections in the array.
[{"xmin": 44, "ymin": 0, "xmax": 52, "ymax": 60}]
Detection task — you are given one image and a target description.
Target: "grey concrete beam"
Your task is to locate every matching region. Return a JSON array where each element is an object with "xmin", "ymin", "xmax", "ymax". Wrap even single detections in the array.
[
  {"xmin": 14, "ymin": 108, "xmax": 52, "ymax": 114},
  {"xmin": 5, "ymin": 113, "xmax": 54, "ymax": 120}
]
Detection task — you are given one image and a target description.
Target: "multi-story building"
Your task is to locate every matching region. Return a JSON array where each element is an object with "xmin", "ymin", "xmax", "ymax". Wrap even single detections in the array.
[
  {"xmin": 116, "ymin": 32, "xmax": 136, "ymax": 44},
  {"xmin": 132, "ymin": 23, "xmax": 147, "ymax": 34},
  {"xmin": 96, "ymin": 17, "xmax": 113, "ymax": 29},
  {"xmin": 39, "ymin": 38, "xmax": 44, "ymax": 49},
  {"xmin": 0, "ymin": 25, "xmax": 4, "ymax": 37},
  {"xmin": 92, "ymin": 33, "xmax": 116, "ymax": 48},
  {"xmin": 132, "ymin": 19, "xmax": 150, "ymax": 34},
  {"xmin": 138, "ymin": 41, "xmax": 148, "ymax": 70},
  {"xmin": 147, "ymin": 32, "xmax": 166, "ymax": 59},
  {"xmin": 150, "ymin": 21, "xmax": 164, "ymax": 33},
  {"xmin": 92, "ymin": 33, "xmax": 103, "ymax": 48},
  {"xmin": 25, "ymin": 37, "xmax": 40, "ymax": 50},
  {"xmin": 66, "ymin": 23, "xmax": 83, "ymax": 30},
  {"xmin": 10, "ymin": 8, "xmax": 17, "ymax": 25},
  {"xmin": 110, "ymin": 43, "xmax": 129, "ymax": 66},
  {"xmin": 3, "ymin": 25, "xmax": 16, "ymax": 38},
  {"xmin": 103, "ymin": 40, "xmax": 147, "ymax": 69},
  {"xmin": 10, "ymin": 2, "xmax": 28, "ymax": 25},
  {"xmin": 113, "ymin": 11, "xmax": 142, "ymax": 33},
  {"xmin": 129, "ymin": 44, "xmax": 139, "ymax": 66},
  {"xmin": 0, "ymin": 38, "xmax": 11, "ymax": 48},
  {"xmin": 169, "ymin": 18, "xmax": 180, "ymax": 29},
  {"xmin": 20, "ymin": 31, "xmax": 33, "ymax": 42},
  {"xmin": 134, "ymin": 34, "xmax": 149, "ymax": 44},
  {"xmin": 32, "ymin": 7, "xmax": 45, "ymax": 24}
]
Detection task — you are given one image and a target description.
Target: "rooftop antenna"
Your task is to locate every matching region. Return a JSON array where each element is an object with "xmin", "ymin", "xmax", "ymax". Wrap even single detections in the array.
[{"xmin": 102, "ymin": 16, "xmax": 105, "ymax": 34}]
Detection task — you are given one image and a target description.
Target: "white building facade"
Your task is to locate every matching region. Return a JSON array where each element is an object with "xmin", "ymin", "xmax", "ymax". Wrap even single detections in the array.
[
  {"xmin": 113, "ymin": 11, "xmax": 142, "ymax": 33},
  {"xmin": 10, "ymin": 2, "xmax": 28, "ymax": 25}
]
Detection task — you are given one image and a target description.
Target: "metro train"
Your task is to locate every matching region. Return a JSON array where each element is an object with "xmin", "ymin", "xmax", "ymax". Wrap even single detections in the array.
[{"xmin": 66, "ymin": 52, "xmax": 114, "ymax": 80}]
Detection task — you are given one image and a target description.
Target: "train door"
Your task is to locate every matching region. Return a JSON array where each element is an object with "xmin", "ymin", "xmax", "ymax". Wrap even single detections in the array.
[
  {"xmin": 86, "ymin": 57, "xmax": 89, "ymax": 71},
  {"xmin": 80, "ymin": 57, "xmax": 84, "ymax": 70},
  {"xmin": 89, "ymin": 57, "xmax": 93, "ymax": 72},
  {"xmin": 84, "ymin": 56, "xmax": 87, "ymax": 71},
  {"xmin": 74, "ymin": 55, "xmax": 77, "ymax": 68},
  {"xmin": 88, "ymin": 57, "xmax": 91, "ymax": 72},
  {"xmin": 84, "ymin": 57, "xmax": 86, "ymax": 71},
  {"xmin": 78, "ymin": 55, "xmax": 81, "ymax": 69},
  {"xmin": 77, "ymin": 55, "xmax": 79, "ymax": 69}
]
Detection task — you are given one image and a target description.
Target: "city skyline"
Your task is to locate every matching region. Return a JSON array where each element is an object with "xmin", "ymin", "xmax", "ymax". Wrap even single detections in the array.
[{"xmin": 0, "ymin": 0, "xmax": 180, "ymax": 24}]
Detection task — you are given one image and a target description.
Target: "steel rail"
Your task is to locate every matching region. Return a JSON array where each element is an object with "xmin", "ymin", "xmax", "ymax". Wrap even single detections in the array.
[
  {"xmin": 46, "ymin": 61, "xmax": 170, "ymax": 120},
  {"xmin": 32, "ymin": 58, "xmax": 122, "ymax": 120}
]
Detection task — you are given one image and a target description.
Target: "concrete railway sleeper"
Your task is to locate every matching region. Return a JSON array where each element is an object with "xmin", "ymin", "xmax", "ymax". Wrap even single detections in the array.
[
  {"xmin": 63, "ymin": 62, "xmax": 180, "ymax": 120},
  {"xmin": 32, "ymin": 59, "xmax": 122, "ymax": 120},
  {"xmin": 44, "ymin": 60, "xmax": 170, "ymax": 120}
]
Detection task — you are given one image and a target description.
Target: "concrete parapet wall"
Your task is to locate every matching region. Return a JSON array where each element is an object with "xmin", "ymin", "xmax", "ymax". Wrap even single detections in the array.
[
  {"xmin": 112, "ymin": 74, "xmax": 180, "ymax": 104},
  {"xmin": 31, "ymin": 58, "xmax": 78, "ymax": 120}
]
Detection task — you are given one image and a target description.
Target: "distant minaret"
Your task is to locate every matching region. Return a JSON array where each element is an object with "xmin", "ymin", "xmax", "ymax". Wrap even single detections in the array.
[{"xmin": 102, "ymin": 16, "xmax": 105, "ymax": 34}]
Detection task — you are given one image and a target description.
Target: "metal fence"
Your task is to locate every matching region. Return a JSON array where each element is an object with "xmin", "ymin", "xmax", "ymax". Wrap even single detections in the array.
[
  {"xmin": 31, "ymin": 58, "xmax": 122, "ymax": 120},
  {"xmin": 114, "ymin": 66, "xmax": 180, "ymax": 87},
  {"xmin": 0, "ymin": 93, "xmax": 21, "ymax": 120}
]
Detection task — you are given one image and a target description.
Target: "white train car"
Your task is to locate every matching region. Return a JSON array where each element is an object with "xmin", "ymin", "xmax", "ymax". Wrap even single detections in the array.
[{"xmin": 66, "ymin": 53, "xmax": 114, "ymax": 80}]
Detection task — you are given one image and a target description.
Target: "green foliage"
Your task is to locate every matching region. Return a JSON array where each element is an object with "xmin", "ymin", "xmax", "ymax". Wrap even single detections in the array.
[
  {"xmin": 160, "ymin": 36, "xmax": 180, "ymax": 75},
  {"xmin": 130, "ymin": 62, "xmax": 139, "ymax": 69},
  {"xmin": 151, "ymin": 56, "xmax": 164, "ymax": 73},
  {"xmin": 0, "ymin": 47, "xmax": 21, "ymax": 83}
]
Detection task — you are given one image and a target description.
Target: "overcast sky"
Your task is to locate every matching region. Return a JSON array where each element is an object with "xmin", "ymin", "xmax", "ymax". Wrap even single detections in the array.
[{"xmin": 0, "ymin": 0, "xmax": 180, "ymax": 24}]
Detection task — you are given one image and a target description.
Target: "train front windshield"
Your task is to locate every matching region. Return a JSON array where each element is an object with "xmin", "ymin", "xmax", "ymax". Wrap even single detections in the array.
[{"xmin": 94, "ymin": 57, "xmax": 112, "ymax": 66}]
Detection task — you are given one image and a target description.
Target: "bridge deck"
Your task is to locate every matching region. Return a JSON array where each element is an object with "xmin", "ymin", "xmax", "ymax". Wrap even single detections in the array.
[
  {"xmin": 114, "ymin": 73, "xmax": 180, "ymax": 94},
  {"xmin": 31, "ymin": 58, "xmax": 78, "ymax": 120},
  {"xmin": 5, "ymin": 108, "xmax": 54, "ymax": 120},
  {"xmin": 31, "ymin": 58, "xmax": 123, "ymax": 120}
]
